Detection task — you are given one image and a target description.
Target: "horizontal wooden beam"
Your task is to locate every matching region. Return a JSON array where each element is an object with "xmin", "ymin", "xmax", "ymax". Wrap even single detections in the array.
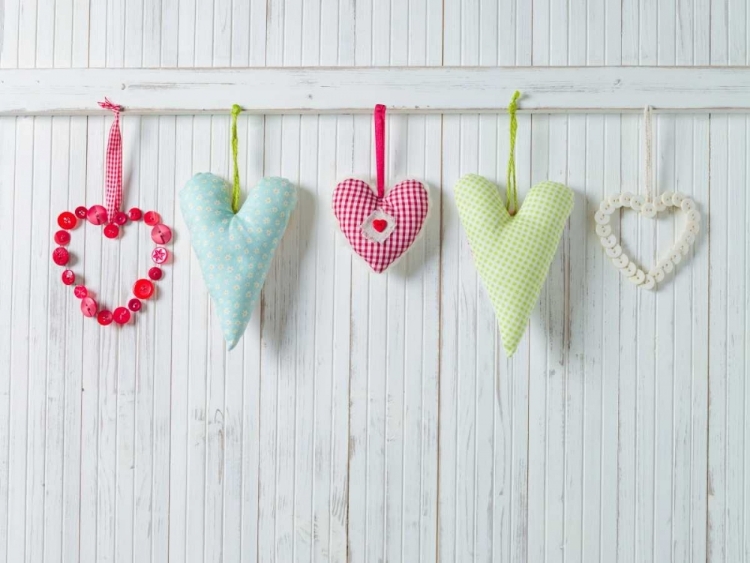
[{"xmin": 1, "ymin": 67, "xmax": 749, "ymax": 115}]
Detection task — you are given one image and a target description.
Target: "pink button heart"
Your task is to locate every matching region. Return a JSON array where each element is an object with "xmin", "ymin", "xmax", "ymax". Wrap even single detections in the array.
[{"xmin": 332, "ymin": 178, "xmax": 429, "ymax": 273}]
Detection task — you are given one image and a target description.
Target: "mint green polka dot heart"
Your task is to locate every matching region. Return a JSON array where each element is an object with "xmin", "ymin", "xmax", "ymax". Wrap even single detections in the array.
[
  {"xmin": 180, "ymin": 172, "xmax": 297, "ymax": 350},
  {"xmin": 455, "ymin": 174, "xmax": 573, "ymax": 356}
]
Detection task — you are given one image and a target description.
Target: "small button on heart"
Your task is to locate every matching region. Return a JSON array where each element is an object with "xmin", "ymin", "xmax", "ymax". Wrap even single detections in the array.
[
  {"xmin": 148, "ymin": 267, "xmax": 162, "ymax": 280},
  {"xmin": 662, "ymin": 259, "xmax": 674, "ymax": 274},
  {"xmin": 103, "ymin": 223, "xmax": 119, "ymax": 239},
  {"xmin": 113, "ymin": 307, "xmax": 131, "ymax": 325},
  {"xmin": 87, "ymin": 205, "xmax": 108, "ymax": 225},
  {"xmin": 74, "ymin": 206, "xmax": 88, "ymax": 219},
  {"xmin": 641, "ymin": 202, "xmax": 656, "ymax": 218},
  {"xmin": 151, "ymin": 224, "xmax": 172, "ymax": 244},
  {"xmin": 61, "ymin": 270, "xmax": 75, "ymax": 285},
  {"xmin": 599, "ymin": 201, "xmax": 615, "ymax": 214},
  {"xmin": 128, "ymin": 298, "xmax": 142, "ymax": 312},
  {"xmin": 629, "ymin": 269, "xmax": 645, "ymax": 285},
  {"xmin": 612, "ymin": 254, "xmax": 629, "ymax": 269},
  {"xmin": 596, "ymin": 224, "xmax": 611, "ymax": 237},
  {"xmin": 600, "ymin": 234, "xmax": 617, "ymax": 249},
  {"xmin": 372, "ymin": 219, "xmax": 388, "ymax": 232},
  {"xmin": 151, "ymin": 247, "xmax": 169, "ymax": 264},
  {"xmin": 594, "ymin": 210, "xmax": 610, "ymax": 225},
  {"xmin": 605, "ymin": 244, "xmax": 622, "ymax": 258},
  {"xmin": 649, "ymin": 265, "xmax": 665, "ymax": 282},
  {"xmin": 133, "ymin": 279, "xmax": 154, "ymax": 300},
  {"xmin": 620, "ymin": 192, "xmax": 635, "ymax": 206},
  {"xmin": 113, "ymin": 211, "xmax": 129, "ymax": 226},
  {"xmin": 630, "ymin": 195, "xmax": 644, "ymax": 211},
  {"xmin": 54, "ymin": 230, "xmax": 71, "ymax": 245},
  {"xmin": 97, "ymin": 310, "xmax": 113, "ymax": 326},
  {"xmin": 58, "ymin": 211, "xmax": 77, "ymax": 230},
  {"xmin": 681, "ymin": 198, "xmax": 696, "ymax": 212},
  {"xmin": 622, "ymin": 262, "xmax": 637, "ymax": 277},
  {"xmin": 144, "ymin": 211, "xmax": 161, "ymax": 226},
  {"xmin": 671, "ymin": 192, "xmax": 685, "ymax": 206},
  {"xmin": 641, "ymin": 274, "xmax": 656, "ymax": 290},
  {"xmin": 52, "ymin": 247, "xmax": 69, "ymax": 266},
  {"xmin": 80, "ymin": 297, "xmax": 97, "ymax": 317},
  {"xmin": 74, "ymin": 285, "xmax": 88, "ymax": 299},
  {"xmin": 129, "ymin": 207, "xmax": 143, "ymax": 221},
  {"xmin": 660, "ymin": 191, "xmax": 675, "ymax": 206}
]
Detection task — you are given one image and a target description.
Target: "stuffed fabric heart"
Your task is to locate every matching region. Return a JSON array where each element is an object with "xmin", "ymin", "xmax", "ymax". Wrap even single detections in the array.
[
  {"xmin": 180, "ymin": 172, "xmax": 297, "ymax": 349},
  {"xmin": 332, "ymin": 178, "xmax": 429, "ymax": 273},
  {"xmin": 455, "ymin": 174, "xmax": 573, "ymax": 356}
]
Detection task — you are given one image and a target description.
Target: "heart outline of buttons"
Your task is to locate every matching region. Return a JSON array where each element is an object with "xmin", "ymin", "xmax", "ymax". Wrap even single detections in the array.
[
  {"xmin": 594, "ymin": 190, "xmax": 700, "ymax": 290},
  {"xmin": 52, "ymin": 205, "xmax": 172, "ymax": 324}
]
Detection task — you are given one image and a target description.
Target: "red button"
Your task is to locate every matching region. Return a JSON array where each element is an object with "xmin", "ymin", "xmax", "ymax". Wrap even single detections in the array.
[
  {"xmin": 148, "ymin": 267, "xmax": 163, "ymax": 280},
  {"xmin": 103, "ymin": 223, "xmax": 119, "ymax": 239},
  {"xmin": 133, "ymin": 279, "xmax": 154, "ymax": 300},
  {"xmin": 54, "ymin": 230, "xmax": 71, "ymax": 245},
  {"xmin": 113, "ymin": 211, "xmax": 128, "ymax": 226},
  {"xmin": 113, "ymin": 307, "xmax": 131, "ymax": 325},
  {"xmin": 61, "ymin": 270, "xmax": 75, "ymax": 285},
  {"xmin": 97, "ymin": 310, "xmax": 113, "ymax": 326},
  {"xmin": 128, "ymin": 207, "xmax": 143, "ymax": 221},
  {"xmin": 52, "ymin": 247, "xmax": 69, "ymax": 266},
  {"xmin": 87, "ymin": 205, "xmax": 108, "ymax": 225},
  {"xmin": 151, "ymin": 224, "xmax": 172, "ymax": 244},
  {"xmin": 151, "ymin": 247, "xmax": 168, "ymax": 264},
  {"xmin": 74, "ymin": 206, "xmax": 88, "ymax": 219},
  {"xmin": 74, "ymin": 285, "xmax": 88, "ymax": 299},
  {"xmin": 58, "ymin": 211, "xmax": 77, "ymax": 230},
  {"xmin": 128, "ymin": 298, "xmax": 142, "ymax": 312},
  {"xmin": 80, "ymin": 297, "xmax": 97, "ymax": 317},
  {"xmin": 144, "ymin": 211, "xmax": 161, "ymax": 226}
]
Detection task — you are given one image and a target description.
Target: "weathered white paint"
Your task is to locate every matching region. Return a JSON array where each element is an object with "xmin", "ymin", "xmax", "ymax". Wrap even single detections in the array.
[
  {"xmin": 3, "ymin": 67, "xmax": 750, "ymax": 115},
  {"xmin": 0, "ymin": 0, "xmax": 746, "ymax": 562}
]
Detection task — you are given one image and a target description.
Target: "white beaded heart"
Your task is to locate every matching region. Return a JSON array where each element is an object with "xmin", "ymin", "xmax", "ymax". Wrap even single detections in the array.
[{"xmin": 595, "ymin": 190, "xmax": 700, "ymax": 290}]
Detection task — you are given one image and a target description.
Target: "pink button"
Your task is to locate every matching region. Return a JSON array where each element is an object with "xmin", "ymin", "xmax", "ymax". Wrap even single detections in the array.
[
  {"xmin": 133, "ymin": 279, "xmax": 154, "ymax": 300},
  {"xmin": 151, "ymin": 246, "xmax": 168, "ymax": 264},
  {"xmin": 58, "ymin": 211, "xmax": 77, "ymax": 230},
  {"xmin": 103, "ymin": 223, "xmax": 119, "ymax": 239},
  {"xmin": 52, "ymin": 247, "xmax": 69, "ymax": 266},
  {"xmin": 144, "ymin": 211, "xmax": 161, "ymax": 226},
  {"xmin": 128, "ymin": 207, "xmax": 143, "ymax": 221},
  {"xmin": 87, "ymin": 205, "xmax": 108, "ymax": 225},
  {"xmin": 148, "ymin": 267, "xmax": 162, "ymax": 280},
  {"xmin": 74, "ymin": 285, "xmax": 88, "ymax": 299},
  {"xmin": 80, "ymin": 297, "xmax": 97, "ymax": 317},
  {"xmin": 74, "ymin": 206, "xmax": 88, "ymax": 219},
  {"xmin": 128, "ymin": 298, "xmax": 142, "ymax": 312},
  {"xmin": 113, "ymin": 307, "xmax": 131, "ymax": 325},
  {"xmin": 113, "ymin": 211, "xmax": 128, "ymax": 226},
  {"xmin": 97, "ymin": 310, "xmax": 113, "ymax": 326},
  {"xmin": 54, "ymin": 230, "xmax": 71, "ymax": 245},
  {"xmin": 151, "ymin": 224, "xmax": 172, "ymax": 245},
  {"xmin": 61, "ymin": 269, "xmax": 75, "ymax": 285}
]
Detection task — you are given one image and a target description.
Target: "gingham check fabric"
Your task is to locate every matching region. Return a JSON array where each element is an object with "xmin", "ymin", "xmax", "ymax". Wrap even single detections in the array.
[
  {"xmin": 99, "ymin": 99, "xmax": 123, "ymax": 222},
  {"xmin": 333, "ymin": 178, "xmax": 429, "ymax": 273},
  {"xmin": 455, "ymin": 174, "xmax": 574, "ymax": 356}
]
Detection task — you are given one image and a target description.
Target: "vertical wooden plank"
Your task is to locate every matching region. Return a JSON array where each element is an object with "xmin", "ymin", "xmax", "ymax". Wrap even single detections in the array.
[{"xmin": 0, "ymin": 0, "xmax": 20, "ymax": 69}]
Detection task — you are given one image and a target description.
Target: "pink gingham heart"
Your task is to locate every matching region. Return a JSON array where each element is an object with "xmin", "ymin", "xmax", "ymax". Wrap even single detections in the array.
[{"xmin": 332, "ymin": 178, "xmax": 429, "ymax": 273}]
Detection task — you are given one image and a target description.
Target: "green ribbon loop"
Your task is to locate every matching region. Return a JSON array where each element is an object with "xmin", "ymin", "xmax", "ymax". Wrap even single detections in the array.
[
  {"xmin": 231, "ymin": 104, "xmax": 242, "ymax": 213},
  {"xmin": 506, "ymin": 90, "xmax": 521, "ymax": 215}
]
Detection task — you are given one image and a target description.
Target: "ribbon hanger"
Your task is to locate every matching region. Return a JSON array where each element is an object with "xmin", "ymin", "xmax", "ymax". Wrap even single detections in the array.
[
  {"xmin": 98, "ymin": 98, "xmax": 123, "ymax": 223},
  {"xmin": 374, "ymin": 104, "xmax": 386, "ymax": 199},
  {"xmin": 506, "ymin": 91, "xmax": 521, "ymax": 216}
]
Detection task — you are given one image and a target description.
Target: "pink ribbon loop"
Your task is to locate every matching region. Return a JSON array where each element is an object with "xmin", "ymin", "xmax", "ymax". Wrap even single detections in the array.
[
  {"xmin": 99, "ymin": 98, "xmax": 123, "ymax": 223},
  {"xmin": 374, "ymin": 104, "xmax": 386, "ymax": 199}
]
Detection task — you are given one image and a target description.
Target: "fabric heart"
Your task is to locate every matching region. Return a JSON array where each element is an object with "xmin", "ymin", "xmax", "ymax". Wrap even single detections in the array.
[
  {"xmin": 180, "ymin": 172, "xmax": 297, "ymax": 349},
  {"xmin": 333, "ymin": 178, "xmax": 429, "ymax": 273},
  {"xmin": 455, "ymin": 174, "xmax": 574, "ymax": 356}
]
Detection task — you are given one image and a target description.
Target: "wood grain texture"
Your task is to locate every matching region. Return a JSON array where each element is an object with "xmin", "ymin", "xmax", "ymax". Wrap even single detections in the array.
[{"xmin": 0, "ymin": 0, "xmax": 743, "ymax": 562}]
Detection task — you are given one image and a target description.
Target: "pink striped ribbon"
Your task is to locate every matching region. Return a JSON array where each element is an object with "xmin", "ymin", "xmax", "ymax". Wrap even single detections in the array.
[
  {"xmin": 374, "ymin": 104, "xmax": 386, "ymax": 199},
  {"xmin": 98, "ymin": 98, "xmax": 123, "ymax": 223}
]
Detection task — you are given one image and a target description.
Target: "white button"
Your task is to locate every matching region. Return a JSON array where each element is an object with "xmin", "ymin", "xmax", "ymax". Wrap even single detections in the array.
[
  {"xmin": 600, "ymin": 200, "xmax": 615, "ymax": 214},
  {"xmin": 671, "ymin": 192, "xmax": 685, "ymax": 206},
  {"xmin": 620, "ymin": 192, "xmax": 635, "ymax": 206},
  {"xmin": 612, "ymin": 254, "xmax": 629, "ymax": 269},
  {"xmin": 600, "ymin": 234, "xmax": 617, "ymax": 249},
  {"xmin": 687, "ymin": 221, "xmax": 700, "ymax": 235},
  {"xmin": 686, "ymin": 210, "xmax": 701, "ymax": 223},
  {"xmin": 683, "ymin": 231, "xmax": 696, "ymax": 245},
  {"xmin": 631, "ymin": 195, "xmax": 644, "ymax": 211},
  {"xmin": 678, "ymin": 241, "xmax": 691, "ymax": 255},
  {"xmin": 594, "ymin": 210, "xmax": 610, "ymax": 225},
  {"xmin": 661, "ymin": 191, "xmax": 674, "ymax": 206},
  {"xmin": 662, "ymin": 259, "xmax": 674, "ymax": 273},
  {"xmin": 655, "ymin": 200, "xmax": 667, "ymax": 212},
  {"xmin": 622, "ymin": 262, "xmax": 637, "ymax": 277},
  {"xmin": 606, "ymin": 244, "xmax": 622, "ymax": 258},
  {"xmin": 670, "ymin": 250, "xmax": 682, "ymax": 265},
  {"xmin": 641, "ymin": 274, "xmax": 656, "ymax": 290},
  {"xmin": 681, "ymin": 198, "xmax": 696, "ymax": 212},
  {"xmin": 629, "ymin": 269, "xmax": 645, "ymax": 285},
  {"xmin": 649, "ymin": 265, "xmax": 665, "ymax": 282},
  {"xmin": 608, "ymin": 194, "xmax": 623, "ymax": 208},
  {"xmin": 641, "ymin": 202, "xmax": 657, "ymax": 218},
  {"xmin": 596, "ymin": 223, "xmax": 612, "ymax": 237}
]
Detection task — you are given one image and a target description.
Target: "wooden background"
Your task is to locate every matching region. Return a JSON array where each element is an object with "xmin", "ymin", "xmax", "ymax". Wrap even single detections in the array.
[{"xmin": 0, "ymin": 0, "xmax": 747, "ymax": 562}]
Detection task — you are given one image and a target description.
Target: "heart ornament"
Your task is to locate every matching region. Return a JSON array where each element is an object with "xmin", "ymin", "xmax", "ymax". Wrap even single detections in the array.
[
  {"xmin": 332, "ymin": 105, "xmax": 429, "ymax": 273},
  {"xmin": 455, "ymin": 92, "xmax": 574, "ymax": 356},
  {"xmin": 179, "ymin": 106, "xmax": 297, "ymax": 349},
  {"xmin": 594, "ymin": 106, "xmax": 702, "ymax": 289},
  {"xmin": 51, "ymin": 100, "xmax": 173, "ymax": 326}
]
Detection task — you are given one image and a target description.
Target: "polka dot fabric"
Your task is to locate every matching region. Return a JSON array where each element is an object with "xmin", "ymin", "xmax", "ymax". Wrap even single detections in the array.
[
  {"xmin": 180, "ymin": 172, "xmax": 297, "ymax": 350},
  {"xmin": 455, "ymin": 174, "xmax": 574, "ymax": 356},
  {"xmin": 333, "ymin": 178, "xmax": 429, "ymax": 273}
]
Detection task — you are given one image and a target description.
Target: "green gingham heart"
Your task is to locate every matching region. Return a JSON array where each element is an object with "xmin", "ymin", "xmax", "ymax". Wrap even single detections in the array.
[{"xmin": 455, "ymin": 174, "xmax": 574, "ymax": 356}]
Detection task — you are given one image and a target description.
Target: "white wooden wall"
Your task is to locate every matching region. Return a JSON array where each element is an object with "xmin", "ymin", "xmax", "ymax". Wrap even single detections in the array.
[{"xmin": 0, "ymin": 0, "xmax": 747, "ymax": 562}]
